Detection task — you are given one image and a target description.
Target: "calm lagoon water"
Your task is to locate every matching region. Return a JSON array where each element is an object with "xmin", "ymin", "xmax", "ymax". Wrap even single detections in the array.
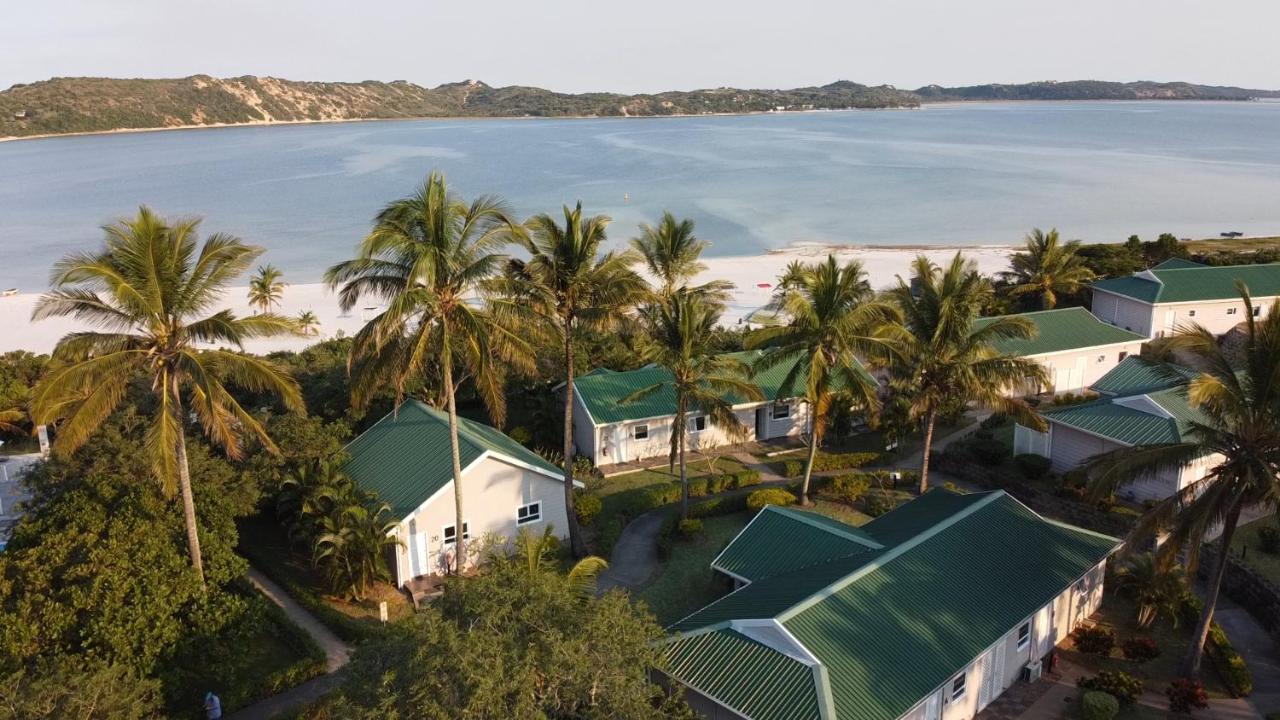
[{"xmin": 0, "ymin": 101, "xmax": 1278, "ymax": 288}]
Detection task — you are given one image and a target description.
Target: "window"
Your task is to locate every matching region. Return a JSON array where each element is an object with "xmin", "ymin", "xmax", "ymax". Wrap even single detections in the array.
[
  {"xmin": 1188, "ymin": 310, "xmax": 1196, "ymax": 317},
  {"xmin": 688, "ymin": 415, "xmax": 707, "ymax": 433},
  {"xmin": 950, "ymin": 673, "xmax": 966, "ymax": 701},
  {"xmin": 1017, "ymin": 622, "xmax": 1031, "ymax": 651},
  {"xmin": 516, "ymin": 501, "xmax": 542, "ymax": 526},
  {"xmin": 442, "ymin": 522, "xmax": 470, "ymax": 546},
  {"xmin": 1118, "ymin": 351, "xmax": 1129, "ymax": 362},
  {"xmin": 1096, "ymin": 354, "xmax": 1106, "ymax": 363},
  {"xmin": 633, "ymin": 424, "xmax": 648, "ymax": 440},
  {"xmin": 771, "ymin": 403, "xmax": 791, "ymax": 420},
  {"xmin": 1254, "ymin": 306, "xmax": 1262, "ymax": 317},
  {"xmin": 1227, "ymin": 307, "xmax": 1238, "ymax": 316}
]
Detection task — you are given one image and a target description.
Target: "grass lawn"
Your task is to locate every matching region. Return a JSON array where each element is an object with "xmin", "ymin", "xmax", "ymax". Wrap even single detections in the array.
[
  {"xmin": 237, "ymin": 514, "xmax": 413, "ymax": 641},
  {"xmin": 589, "ymin": 455, "xmax": 752, "ymax": 540},
  {"xmin": 1062, "ymin": 592, "xmax": 1230, "ymax": 699},
  {"xmin": 1228, "ymin": 514, "xmax": 1280, "ymax": 585},
  {"xmin": 759, "ymin": 417, "xmax": 977, "ymax": 469}
]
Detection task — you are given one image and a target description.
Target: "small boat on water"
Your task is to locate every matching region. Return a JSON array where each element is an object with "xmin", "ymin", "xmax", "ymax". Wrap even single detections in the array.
[{"xmin": 0, "ymin": 289, "xmax": 17, "ymax": 297}]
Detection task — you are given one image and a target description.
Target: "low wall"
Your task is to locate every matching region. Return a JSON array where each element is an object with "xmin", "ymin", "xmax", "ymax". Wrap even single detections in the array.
[{"xmin": 1216, "ymin": 554, "xmax": 1280, "ymax": 639}]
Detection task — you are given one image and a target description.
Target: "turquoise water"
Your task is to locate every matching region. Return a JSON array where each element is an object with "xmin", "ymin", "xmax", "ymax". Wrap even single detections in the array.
[{"xmin": 1, "ymin": 101, "xmax": 1279, "ymax": 288}]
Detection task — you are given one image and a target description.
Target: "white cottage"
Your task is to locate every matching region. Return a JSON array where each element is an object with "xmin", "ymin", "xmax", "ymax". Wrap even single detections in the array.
[
  {"xmin": 975, "ymin": 307, "xmax": 1146, "ymax": 395},
  {"xmin": 343, "ymin": 400, "xmax": 577, "ymax": 585}
]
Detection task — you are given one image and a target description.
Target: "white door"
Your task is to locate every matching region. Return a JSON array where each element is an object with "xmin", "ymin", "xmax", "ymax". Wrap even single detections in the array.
[
  {"xmin": 1070, "ymin": 357, "xmax": 1086, "ymax": 391},
  {"xmin": 924, "ymin": 691, "xmax": 941, "ymax": 720},
  {"xmin": 613, "ymin": 425, "xmax": 628, "ymax": 463},
  {"xmin": 1162, "ymin": 310, "xmax": 1176, "ymax": 337},
  {"xmin": 976, "ymin": 645, "xmax": 996, "ymax": 710}
]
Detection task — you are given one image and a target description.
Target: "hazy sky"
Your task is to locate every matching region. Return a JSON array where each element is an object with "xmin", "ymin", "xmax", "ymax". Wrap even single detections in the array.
[{"xmin": 5, "ymin": 0, "xmax": 1278, "ymax": 92}]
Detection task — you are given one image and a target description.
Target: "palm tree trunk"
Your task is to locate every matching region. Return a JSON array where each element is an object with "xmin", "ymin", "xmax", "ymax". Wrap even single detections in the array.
[
  {"xmin": 679, "ymin": 420, "xmax": 689, "ymax": 520},
  {"xmin": 799, "ymin": 420, "xmax": 819, "ymax": 507},
  {"xmin": 442, "ymin": 351, "xmax": 467, "ymax": 573},
  {"xmin": 918, "ymin": 408, "xmax": 937, "ymax": 495},
  {"xmin": 171, "ymin": 389, "xmax": 206, "ymax": 590},
  {"xmin": 1181, "ymin": 501, "xmax": 1244, "ymax": 678},
  {"xmin": 562, "ymin": 326, "xmax": 587, "ymax": 558}
]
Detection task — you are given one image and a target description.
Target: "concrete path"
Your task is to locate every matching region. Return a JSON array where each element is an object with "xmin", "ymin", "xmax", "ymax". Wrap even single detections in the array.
[
  {"xmin": 596, "ymin": 511, "xmax": 668, "ymax": 594},
  {"xmin": 230, "ymin": 567, "xmax": 354, "ymax": 720},
  {"xmin": 1215, "ymin": 593, "xmax": 1280, "ymax": 717}
]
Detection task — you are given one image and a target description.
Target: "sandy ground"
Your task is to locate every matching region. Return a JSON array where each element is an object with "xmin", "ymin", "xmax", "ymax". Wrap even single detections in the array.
[{"xmin": 0, "ymin": 244, "xmax": 1014, "ymax": 356}]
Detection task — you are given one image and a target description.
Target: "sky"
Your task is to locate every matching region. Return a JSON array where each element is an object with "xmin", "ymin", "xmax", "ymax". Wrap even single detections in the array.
[{"xmin": 4, "ymin": 0, "xmax": 1279, "ymax": 93}]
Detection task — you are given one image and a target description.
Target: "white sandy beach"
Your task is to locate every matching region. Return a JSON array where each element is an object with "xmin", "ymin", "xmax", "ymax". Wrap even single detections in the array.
[{"xmin": 0, "ymin": 244, "xmax": 1014, "ymax": 356}]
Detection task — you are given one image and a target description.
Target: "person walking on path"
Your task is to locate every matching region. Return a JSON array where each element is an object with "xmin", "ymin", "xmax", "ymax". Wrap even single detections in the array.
[{"xmin": 205, "ymin": 691, "xmax": 223, "ymax": 720}]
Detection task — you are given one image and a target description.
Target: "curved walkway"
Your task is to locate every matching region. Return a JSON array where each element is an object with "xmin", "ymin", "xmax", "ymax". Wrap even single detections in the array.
[
  {"xmin": 596, "ymin": 511, "xmax": 668, "ymax": 594},
  {"xmin": 230, "ymin": 567, "xmax": 353, "ymax": 720}
]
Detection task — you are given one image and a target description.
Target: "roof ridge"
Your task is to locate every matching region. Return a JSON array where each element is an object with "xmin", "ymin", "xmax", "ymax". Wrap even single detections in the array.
[
  {"xmin": 776, "ymin": 491, "xmax": 1007, "ymax": 623},
  {"xmin": 770, "ymin": 506, "xmax": 884, "ymax": 549}
]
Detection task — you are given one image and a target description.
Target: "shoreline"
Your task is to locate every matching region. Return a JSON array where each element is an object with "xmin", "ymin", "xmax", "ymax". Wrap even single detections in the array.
[
  {"xmin": 0, "ymin": 97, "xmax": 1267, "ymax": 144},
  {"xmin": 0, "ymin": 244, "xmax": 1016, "ymax": 355}
]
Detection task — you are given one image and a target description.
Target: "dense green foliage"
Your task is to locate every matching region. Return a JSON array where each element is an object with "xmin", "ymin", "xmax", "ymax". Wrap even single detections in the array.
[
  {"xmin": 0, "ymin": 657, "xmax": 163, "ymax": 720},
  {"xmin": 1079, "ymin": 690, "xmax": 1119, "ymax": 720},
  {"xmin": 305, "ymin": 557, "xmax": 690, "ymax": 720}
]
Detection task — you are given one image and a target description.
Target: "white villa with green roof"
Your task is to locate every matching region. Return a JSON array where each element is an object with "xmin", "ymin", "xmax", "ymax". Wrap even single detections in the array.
[
  {"xmin": 661, "ymin": 490, "xmax": 1120, "ymax": 720},
  {"xmin": 1013, "ymin": 357, "xmax": 1221, "ymax": 502},
  {"xmin": 976, "ymin": 307, "xmax": 1146, "ymax": 395},
  {"xmin": 1090, "ymin": 259, "xmax": 1280, "ymax": 339},
  {"xmin": 343, "ymin": 400, "xmax": 575, "ymax": 585},
  {"xmin": 572, "ymin": 351, "xmax": 861, "ymax": 467}
]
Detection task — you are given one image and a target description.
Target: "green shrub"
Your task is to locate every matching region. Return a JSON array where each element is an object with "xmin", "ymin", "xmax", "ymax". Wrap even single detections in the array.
[
  {"xmin": 733, "ymin": 469, "xmax": 762, "ymax": 488},
  {"xmin": 1206, "ymin": 622, "xmax": 1253, "ymax": 697},
  {"xmin": 598, "ymin": 516, "xmax": 626, "ymax": 557},
  {"xmin": 687, "ymin": 477, "xmax": 709, "ymax": 498},
  {"xmin": 1014, "ymin": 453, "xmax": 1051, "ymax": 480},
  {"xmin": 980, "ymin": 414, "xmax": 1008, "ymax": 431},
  {"xmin": 747, "ymin": 488, "xmax": 797, "ymax": 512},
  {"xmin": 783, "ymin": 459, "xmax": 805, "ymax": 478},
  {"xmin": 645, "ymin": 483, "xmax": 682, "ymax": 508},
  {"xmin": 574, "ymin": 494, "xmax": 602, "ymax": 526},
  {"xmin": 966, "ymin": 436, "xmax": 1011, "ymax": 466},
  {"xmin": 1080, "ymin": 690, "xmax": 1119, "ymax": 720},
  {"xmin": 1121, "ymin": 636, "xmax": 1160, "ymax": 663},
  {"xmin": 1071, "ymin": 626, "xmax": 1115, "ymax": 656},
  {"xmin": 656, "ymin": 516, "xmax": 678, "ymax": 560},
  {"xmin": 1259, "ymin": 525, "xmax": 1280, "ymax": 554},
  {"xmin": 811, "ymin": 452, "xmax": 880, "ymax": 472},
  {"xmin": 677, "ymin": 518, "xmax": 704, "ymax": 538},
  {"xmin": 863, "ymin": 490, "xmax": 895, "ymax": 517},
  {"xmin": 706, "ymin": 474, "xmax": 727, "ymax": 495},
  {"xmin": 825, "ymin": 474, "xmax": 871, "ymax": 505},
  {"xmin": 1166, "ymin": 678, "xmax": 1208, "ymax": 714},
  {"xmin": 508, "ymin": 425, "xmax": 533, "ymax": 445},
  {"xmin": 689, "ymin": 494, "xmax": 748, "ymax": 519},
  {"xmin": 1077, "ymin": 671, "xmax": 1142, "ymax": 707}
]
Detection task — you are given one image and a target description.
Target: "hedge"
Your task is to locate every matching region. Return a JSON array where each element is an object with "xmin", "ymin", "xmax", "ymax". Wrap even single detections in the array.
[
  {"xmin": 689, "ymin": 494, "xmax": 749, "ymax": 519},
  {"xmin": 1080, "ymin": 690, "xmax": 1119, "ymax": 720},
  {"xmin": 1180, "ymin": 593, "xmax": 1253, "ymax": 697},
  {"xmin": 747, "ymin": 488, "xmax": 798, "ymax": 511},
  {"xmin": 780, "ymin": 451, "xmax": 881, "ymax": 477},
  {"xmin": 574, "ymin": 493, "xmax": 602, "ymax": 526}
]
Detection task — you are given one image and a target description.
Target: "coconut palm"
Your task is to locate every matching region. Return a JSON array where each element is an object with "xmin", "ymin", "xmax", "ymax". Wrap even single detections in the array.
[
  {"xmin": 889, "ymin": 253, "xmax": 1048, "ymax": 492},
  {"xmin": 631, "ymin": 212, "xmax": 731, "ymax": 300},
  {"xmin": 488, "ymin": 203, "xmax": 647, "ymax": 557},
  {"xmin": 313, "ymin": 500, "xmax": 401, "ymax": 601},
  {"xmin": 1005, "ymin": 228, "xmax": 1095, "ymax": 310},
  {"xmin": 29, "ymin": 207, "xmax": 303, "ymax": 588},
  {"xmin": 325, "ymin": 172, "xmax": 526, "ymax": 571},
  {"xmin": 248, "ymin": 264, "xmax": 286, "ymax": 313},
  {"xmin": 623, "ymin": 289, "xmax": 762, "ymax": 519},
  {"xmin": 296, "ymin": 310, "xmax": 320, "ymax": 336},
  {"xmin": 1084, "ymin": 285, "xmax": 1280, "ymax": 677},
  {"xmin": 509, "ymin": 526, "xmax": 609, "ymax": 599},
  {"xmin": 0, "ymin": 407, "xmax": 25, "ymax": 436},
  {"xmin": 746, "ymin": 255, "xmax": 902, "ymax": 505}
]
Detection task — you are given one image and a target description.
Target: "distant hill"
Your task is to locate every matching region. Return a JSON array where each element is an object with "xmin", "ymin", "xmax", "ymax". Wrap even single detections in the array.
[{"xmin": 1, "ymin": 75, "xmax": 1276, "ymax": 139}]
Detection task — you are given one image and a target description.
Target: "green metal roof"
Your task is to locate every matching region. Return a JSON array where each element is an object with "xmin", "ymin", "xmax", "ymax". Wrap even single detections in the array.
[
  {"xmin": 1090, "ymin": 356, "xmax": 1197, "ymax": 396},
  {"xmin": 665, "ymin": 629, "xmax": 823, "ymax": 720},
  {"xmin": 343, "ymin": 400, "xmax": 562, "ymax": 520},
  {"xmin": 712, "ymin": 506, "xmax": 881, "ymax": 582},
  {"xmin": 1091, "ymin": 262, "xmax": 1280, "ymax": 304},
  {"xmin": 663, "ymin": 490, "xmax": 1120, "ymax": 720},
  {"xmin": 1042, "ymin": 382, "xmax": 1209, "ymax": 447},
  {"xmin": 974, "ymin": 307, "xmax": 1145, "ymax": 357},
  {"xmin": 1151, "ymin": 258, "xmax": 1205, "ymax": 270},
  {"xmin": 574, "ymin": 350, "xmax": 873, "ymax": 425}
]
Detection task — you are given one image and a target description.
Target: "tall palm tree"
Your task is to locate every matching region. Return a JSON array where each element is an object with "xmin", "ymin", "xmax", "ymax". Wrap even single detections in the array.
[
  {"xmin": 325, "ymin": 172, "xmax": 526, "ymax": 571},
  {"xmin": 295, "ymin": 310, "xmax": 320, "ymax": 336},
  {"xmin": 630, "ymin": 212, "xmax": 731, "ymax": 300},
  {"xmin": 1005, "ymin": 228, "xmax": 1095, "ymax": 310},
  {"xmin": 890, "ymin": 253, "xmax": 1048, "ymax": 492},
  {"xmin": 248, "ymin": 263, "xmax": 286, "ymax": 313},
  {"xmin": 29, "ymin": 207, "xmax": 303, "ymax": 588},
  {"xmin": 489, "ymin": 203, "xmax": 646, "ymax": 557},
  {"xmin": 623, "ymin": 289, "xmax": 762, "ymax": 519},
  {"xmin": 0, "ymin": 407, "xmax": 25, "ymax": 436},
  {"xmin": 746, "ymin": 256, "xmax": 902, "ymax": 505},
  {"xmin": 1085, "ymin": 285, "xmax": 1280, "ymax": 677}
]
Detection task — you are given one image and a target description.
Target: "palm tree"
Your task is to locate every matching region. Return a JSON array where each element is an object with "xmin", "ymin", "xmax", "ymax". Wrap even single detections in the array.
[
  {"xmin": 1114, "ymin": 552, "xmax": 1188, "ymax": 629},
  {"xmin": 0, "ymin": 407, "xmax": 25, "ymax": 436},
  {"xmin": 325, "ymin": 172, "xmax": 526, "ymax": 571},
  {"xmin": 631, "ymin": 212, "xmax": 731, "ymax": 300},
  {"xmin": 746, "ymin": 256, "xmax": 902, "ymax": 505},
  {"xmin": 296, "ymin": 310, "xmax": 320, "ymax": 336},
  {"xmin": 1005, "ymin": 228, "xmax": 1095, "ymax": 310},
  {"xmin": 489, "ymin": 203, "xmax": 647, "ymax": 556},
  {"xmin": 509, "ymin": 526, "xmax": 609, "ymax": 599},
  {"xmin": 314, "ymin": 500, "xmax": 401, "ymax": 601},
  {"xmin": 29, "ymin": 207, "xmax": 303, "ymax": 588},
  {"xmin": 624, "ymin": 289, "xmax": 762, "ymax": 519},
  {"xmin": 1084, "ymin": 285, "xmax": 1280, "ymax": 677},
  {"xmin": 889, "ymin": 253, "xmax": 1048, "ymax": 492},
  {"xmin": 248, "ymin": 264, "xmax": 286, "ymax": 313}
]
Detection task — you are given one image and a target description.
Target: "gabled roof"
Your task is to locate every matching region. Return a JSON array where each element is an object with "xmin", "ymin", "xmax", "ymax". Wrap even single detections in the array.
[
  {"xmin": 574, "ymin": 350, "xmax": 873, "ymax": 425},
  {"xmin": 973, "ymin": 307, "xmax": 1145, "ymax": 357},
  {"xmin": 1091, "ymin": 262, "xmax": 1280, "ymax": 304},
  {"xmin": 665, "ymin": 629, "xmax": 824, "ymax": 720},
  {"xmin": 663, "ymin": 490, "xmax": 1119, "ymax": 720},
  {"xmin": 712, "ymin": 506, "xmax": 881, "ymax": 582},
  {"xmin": 1151, "ymin": 258, "xmax": 1205, "ymax": 270},
  {"xmin": 344, "ymin": 400, "xmax": 563, "ymax": 520},
  {"xmin": 1042, "ymin": 383, "xmax": 1208, "ymax": 447},
  {"xmin": 1090, "ymin": 356, "xmax": 1197, "ymax": 396}
]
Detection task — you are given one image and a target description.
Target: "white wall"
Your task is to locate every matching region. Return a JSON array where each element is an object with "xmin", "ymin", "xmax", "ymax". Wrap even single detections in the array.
[
  {"xmin": 1032, "ymin": 342, "xmax": 1144, "ymax": 394},
  {"xmin": 392, "ymin": 456, "xmax": 570, "ymax": 585},
  {"xmin": 1042, "ymin": 423, "xmax": 1190, "ymax": 503},
  {"xmin": 1046, "ymin": 424, "xmax": 1122, "ymax": 474},
  {"xmin": 1091, "ymin": 291, "xmax": 1155, "ymax": 337},
  {"xmin": 590, "ymin": 401, "xmax": 810, "ymax": 467},
  {"xmin": 1151, "ymin": 297, "xmax": 1273, "ymax": 338}
]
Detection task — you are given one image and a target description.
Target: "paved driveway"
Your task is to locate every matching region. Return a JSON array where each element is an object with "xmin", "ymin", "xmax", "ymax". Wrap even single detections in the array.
[{"xmin": 0, "ymin": 453, "xmax": 39, "ymax": 543}]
